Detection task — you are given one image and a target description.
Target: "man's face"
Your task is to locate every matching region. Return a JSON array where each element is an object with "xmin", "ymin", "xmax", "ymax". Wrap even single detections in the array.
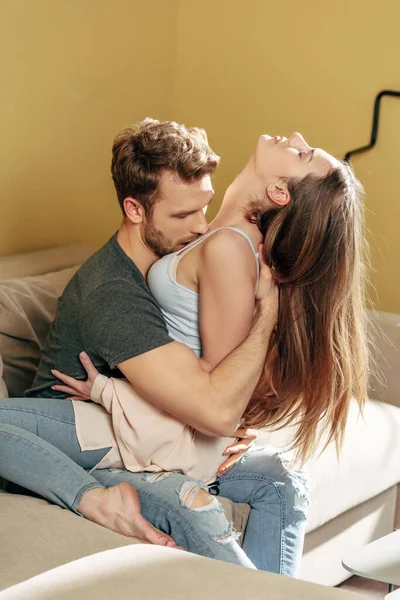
[{"xmin": 143, "ymin": 171, "xmax": 214, "ymax": 257}]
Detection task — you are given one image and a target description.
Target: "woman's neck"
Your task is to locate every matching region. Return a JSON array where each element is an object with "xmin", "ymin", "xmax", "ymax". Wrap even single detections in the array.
[
  {"xmin": 208, "ymin": 204, "xmax": 263, "ymax": 250},
  {"xmin": 209, "ymin": 159, "xmax": 270, "ymax": 241}
]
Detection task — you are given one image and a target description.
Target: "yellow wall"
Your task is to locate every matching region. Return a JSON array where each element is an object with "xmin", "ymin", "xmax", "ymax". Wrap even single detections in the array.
[
  {"xmin": 1, "ymin": 0, "xmax": 399, "ymax": 311},
  {"xmin": 173, "ymin": 0, "xmax": 400, "ymax": 312},
  {"xmin": 0, "ymin": 0, "xmax": 178, "ymax": 255}
]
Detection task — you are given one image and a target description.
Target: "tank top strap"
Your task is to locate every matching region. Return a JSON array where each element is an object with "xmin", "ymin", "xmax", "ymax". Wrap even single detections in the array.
[
  {"xmin": 175, "ymin": 226, "xmax": 260, "ymax": 291},
  {"xmin": 175, "ymin": 227, "xmax": 224, "ymax": 257}
]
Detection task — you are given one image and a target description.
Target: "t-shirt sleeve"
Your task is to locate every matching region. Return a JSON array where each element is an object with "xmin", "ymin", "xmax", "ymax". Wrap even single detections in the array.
[{"xmin": 80, "ymin": 280, "xmax": 173, "ymax": 368}]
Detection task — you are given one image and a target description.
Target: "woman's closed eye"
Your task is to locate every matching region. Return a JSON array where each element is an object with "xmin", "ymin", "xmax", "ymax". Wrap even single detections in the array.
[
  {"xmin": 297, "ymin": 150, "xmax": 312, "ymax": 160},
  {"xmin": 298, "ymin": 148, "xmax": 315, "ymax": 163},
  {"xmin": 298, "ymin": 148, "xmax": 309, "ymax": 158}
]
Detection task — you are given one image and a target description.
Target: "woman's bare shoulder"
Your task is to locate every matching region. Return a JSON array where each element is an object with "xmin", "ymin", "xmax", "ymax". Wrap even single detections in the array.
[
  {"xmin": 198, "ymin": 228, "xmax": 257, "ymax": 281},
  {"xmin": 200, "ymin": 227, "xmax": 254, "ymax": 257}
]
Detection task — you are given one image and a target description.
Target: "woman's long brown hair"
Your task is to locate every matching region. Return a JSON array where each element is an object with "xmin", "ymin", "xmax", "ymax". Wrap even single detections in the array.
[{"xmin": 242, "ymin": 163, "xmax": 370, "ymax": 464}]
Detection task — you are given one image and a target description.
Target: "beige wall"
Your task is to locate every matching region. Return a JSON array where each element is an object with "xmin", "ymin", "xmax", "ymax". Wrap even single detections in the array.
[
  {"xmin": 0, "ymin": 0, "xmax": 178, "ymax": 255},
  {"xmin": 173, "ymin": 0, "xmax": 400, "ymax": 312},
  {"xmin": 1, "ymin": 0, "xmax": 399, "ymax": 311}
]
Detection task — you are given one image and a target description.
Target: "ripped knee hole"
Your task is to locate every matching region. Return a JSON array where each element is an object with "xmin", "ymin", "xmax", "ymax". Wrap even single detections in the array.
[{"xmin": 179, "ymin": 482, "xmax": 221, "ymax": 512}]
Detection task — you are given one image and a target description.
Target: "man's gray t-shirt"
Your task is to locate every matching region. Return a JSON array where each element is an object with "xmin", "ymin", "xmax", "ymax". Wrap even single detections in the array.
[{"xmin": 26, "ymin": 233, "xmax": 173, "ymax": 398}]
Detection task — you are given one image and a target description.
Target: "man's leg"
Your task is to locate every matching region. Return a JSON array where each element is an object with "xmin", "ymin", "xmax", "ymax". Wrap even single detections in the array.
[
  {"xmin": 217, "ymin": 445, "xmax": 310, "ymax": 576},
  {"xmin": 0, "ymin": 398, "xmax": 107, "ymax": 511},
  {"xmin": 92, "ymin": 468, "xmax": 256, "ymax": 569},
  {"xmin": 0, "ymin": 398, "xmax": 179, "ymax": 547}
]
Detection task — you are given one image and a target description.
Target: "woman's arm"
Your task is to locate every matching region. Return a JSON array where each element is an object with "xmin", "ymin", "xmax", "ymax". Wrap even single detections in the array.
[
  {"xmin": 197, "ymin": 229, "xmax": 258, "ymax": 371},
  {"xmin": 196, "ymin": 229, "xmax": 261, "ymax": 471}
]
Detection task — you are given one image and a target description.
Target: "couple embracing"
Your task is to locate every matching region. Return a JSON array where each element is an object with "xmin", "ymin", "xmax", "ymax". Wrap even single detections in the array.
[{"xmin": 0, "ymin": 118, "xmax": 369, "ymax": 575}]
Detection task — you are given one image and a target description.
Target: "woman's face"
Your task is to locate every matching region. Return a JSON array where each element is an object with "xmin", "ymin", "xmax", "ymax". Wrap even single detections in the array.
[
  {"xmin": 255, "ymin": 132, "xmax": 339, "ymax": 182},
  {"xmin": 221, "ymin": 132, "xmax": 341, "ymax": 212}
]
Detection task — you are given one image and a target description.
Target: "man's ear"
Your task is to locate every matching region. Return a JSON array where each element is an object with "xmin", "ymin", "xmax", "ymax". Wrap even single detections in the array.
[
  {"xmin": 266, "ymin": 181, "xmax": 290, "ymax": 206},
  {"xmin": 123, "ymin": 198, "xmax": 145, "ymax": 223}
]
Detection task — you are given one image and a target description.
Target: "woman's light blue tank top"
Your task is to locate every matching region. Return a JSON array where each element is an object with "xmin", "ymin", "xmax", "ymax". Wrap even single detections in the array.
[{"xmin": 147, "ymin": 227, "xmax": 260, "ymax": 358}]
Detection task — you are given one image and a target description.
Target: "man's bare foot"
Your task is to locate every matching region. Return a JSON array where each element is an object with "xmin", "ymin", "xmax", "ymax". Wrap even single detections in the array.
[{"xmin": 78, "ymin": 482, "xmax": 183, "ymax": 549}]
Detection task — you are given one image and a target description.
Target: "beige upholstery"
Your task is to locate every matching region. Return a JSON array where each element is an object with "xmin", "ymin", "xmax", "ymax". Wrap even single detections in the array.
[
  {"xmin": 261, "ymin": 397, "xmax": 400, "ymax": 534},
  {"xmin": 0, "ymin": 245, "xmax": 96, "ymax": 280},
  {"xmin": 301, "ymin": 486, "xmax": 397, "ymax": 585},
  {"xmin": 367, "ymin": 310, "xmax": 400, "ymax": 407},
  {"xmin": 0, "ymin": 488, "xmax": 248, "ymax": 590},
  {"xmin": 0, "ymin": 353, "xmax": 7, "ymax": 398},
  {"xmin": 1, "ymin": 545, "xmax": 362, "ymax": 600},
  {"xmin": 0, "ymin": 489, "xmax": 136, "ymax": 591},
  {"xmin": 0, "ymin": 268, "xmax": 79, "ymax": 397},
  {"xmin": 0, "ymin": 244, "xmax": 96, "ymax": 398}
]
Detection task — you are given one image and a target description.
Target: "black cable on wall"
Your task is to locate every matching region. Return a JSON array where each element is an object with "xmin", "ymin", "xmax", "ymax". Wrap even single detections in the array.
[{"xmin": 344, "ymin": 90, "xmax": 400, "ymax": 163}]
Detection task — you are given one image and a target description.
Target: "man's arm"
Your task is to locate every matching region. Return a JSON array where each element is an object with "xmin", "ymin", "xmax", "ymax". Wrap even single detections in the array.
[{"xmin": 119, "ymin": 240, "xmax": 277, "ymax": 437}]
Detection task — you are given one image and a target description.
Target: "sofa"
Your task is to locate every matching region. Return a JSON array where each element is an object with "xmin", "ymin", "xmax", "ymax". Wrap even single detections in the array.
[{"xmin": 0, "ymin": 244, "xmax": 399, "ymax": 594}]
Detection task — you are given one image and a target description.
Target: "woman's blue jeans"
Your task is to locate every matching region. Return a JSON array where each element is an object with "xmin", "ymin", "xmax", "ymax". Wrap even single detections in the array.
[{"xmin": 0, "ymin": 397, "xmax": 309, "ymax": 575}]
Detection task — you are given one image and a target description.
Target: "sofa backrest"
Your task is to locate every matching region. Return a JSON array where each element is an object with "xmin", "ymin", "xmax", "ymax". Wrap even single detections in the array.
[
  {"xmin": 0, "ymin": 245, "xmax": 97, "ymax": 281},
  {"xmin": 367, "ymin": 310, "xmax": 400, "ymax": 407},
  {"xmin": 0, "ymin": 354, "xmax": 7, "ymax": 397},
  {"xmin": 0, "ymin": 245, "xmax": 96, "ymax": 398}
]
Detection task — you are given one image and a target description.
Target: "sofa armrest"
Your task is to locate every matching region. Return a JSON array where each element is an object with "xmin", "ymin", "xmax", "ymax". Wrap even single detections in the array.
[
  {"xmin": 368, "ymin": 310, "xmax": 400, "ymax": 407},
  {"xmin": 0, "ymin": 545, "xmax": 362, "ymax": 600}
]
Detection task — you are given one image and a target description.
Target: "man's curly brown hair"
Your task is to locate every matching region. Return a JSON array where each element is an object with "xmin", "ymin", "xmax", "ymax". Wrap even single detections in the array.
[{"xmin": 111, "ymin": 118, "xmax": 220, "ymax": 217}]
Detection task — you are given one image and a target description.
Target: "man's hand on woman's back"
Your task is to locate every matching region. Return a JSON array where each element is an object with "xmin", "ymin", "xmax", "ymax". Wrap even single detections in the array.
[
  {"xmin": 255, "ymin": 243, "xmax": 279, "ymax": 321},
  {"xmin": 51, "ymin": 352, "xmax": 98, "ymax": 400}
]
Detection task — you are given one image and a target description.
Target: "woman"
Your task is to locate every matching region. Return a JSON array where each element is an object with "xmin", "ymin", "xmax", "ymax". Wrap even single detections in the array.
[
  {"xmin": 0, "ymin": 131, "xmax": 369, "ymax": 574},
  {"xmin": 52, "ymin": 132, "xmax": 369, "ymax": 564}
]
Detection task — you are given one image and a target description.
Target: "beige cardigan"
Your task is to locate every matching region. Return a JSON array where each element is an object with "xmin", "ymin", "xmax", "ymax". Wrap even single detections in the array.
[{"xmin": 72, "ymin": 374, "xmax": 232, "ymax": 484}]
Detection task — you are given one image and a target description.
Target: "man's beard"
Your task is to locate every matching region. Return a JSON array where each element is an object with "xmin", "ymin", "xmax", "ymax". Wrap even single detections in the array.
[{"xmin": 143, "ymin": 220, "xmax": 177, "ymax": 257}]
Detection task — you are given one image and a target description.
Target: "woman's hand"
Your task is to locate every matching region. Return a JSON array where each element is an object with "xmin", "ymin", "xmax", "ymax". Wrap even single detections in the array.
[
  {"xmin": 217, "ymin": 428, "xmax": 258, "ymax": 477},
  {"xmin": 51, "ymin": 352, "xmax": 99, "ymax": 401}
]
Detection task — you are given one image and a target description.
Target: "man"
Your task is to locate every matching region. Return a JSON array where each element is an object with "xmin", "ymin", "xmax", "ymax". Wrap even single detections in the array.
[{"xmin": 2, "ymin": 119, "xmax": 304, "ymax": 573}]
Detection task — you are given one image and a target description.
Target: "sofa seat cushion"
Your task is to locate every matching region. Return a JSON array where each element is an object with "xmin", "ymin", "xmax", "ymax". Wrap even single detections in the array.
[
  {"xmin": 0, "ymin": 490, "xmax": 137, "ymax": 591},
  {"xmin": 258, "ymin": 396, "xmax": 400, "ymax": 533},
  {"xmin": 0, "ymin": 489, "xmax": 248, "ymax": 590}
]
